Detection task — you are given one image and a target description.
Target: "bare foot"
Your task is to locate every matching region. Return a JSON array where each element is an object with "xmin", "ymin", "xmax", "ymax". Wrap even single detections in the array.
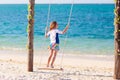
[
  {"xmin": 47, "ymin": 64, "xmax": 49, "ymax": 67},
  {"xmin": 51, "ymin": 65, "xmax": 54, "ymax": 68}
]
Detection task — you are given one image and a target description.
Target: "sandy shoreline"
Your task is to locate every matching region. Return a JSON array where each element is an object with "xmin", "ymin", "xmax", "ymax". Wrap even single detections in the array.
[{"xmin": 0, "ymin": 50, "xmax": 114, "ymax": 80}]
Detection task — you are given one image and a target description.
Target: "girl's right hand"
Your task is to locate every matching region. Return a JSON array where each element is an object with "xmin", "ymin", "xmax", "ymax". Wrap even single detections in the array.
[
  {"xmin": 45, "ymin": 27, "xmax": 49, "ymax": 33},
  {"xmin": 45, "ymin": 27, "xmax": 48, "ymax": 31},
  {"xmin": 45, "ymin": 27, "xmax": 49, "ymax": 38}
]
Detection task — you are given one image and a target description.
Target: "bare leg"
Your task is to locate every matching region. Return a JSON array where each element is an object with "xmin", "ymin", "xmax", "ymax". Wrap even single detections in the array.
[
  {"xmin": 47, "ymin": 50, "xmax": 53, "ymax": 67},
  {"xmin": 51, "ymin": 50, "xmax": 58, "ymax": 68}
]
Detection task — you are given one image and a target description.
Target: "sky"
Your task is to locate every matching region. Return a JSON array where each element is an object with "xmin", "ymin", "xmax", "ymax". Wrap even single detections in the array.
[{"xmin": 0, "ymin": 0, "xmax": 114, "ymax": 4}]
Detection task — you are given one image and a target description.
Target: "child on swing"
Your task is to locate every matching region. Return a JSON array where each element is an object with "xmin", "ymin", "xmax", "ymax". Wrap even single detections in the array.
[{"xmin": 45, "ymin": 21, "xmax": 69, "ymax": 68}]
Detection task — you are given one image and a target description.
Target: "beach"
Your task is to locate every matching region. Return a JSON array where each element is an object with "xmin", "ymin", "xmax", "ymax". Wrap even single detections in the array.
[
  {"xmin": 0, "ymin": 4, "xmax": 115, "ymax": 80},
  {"xmin": 0, "ymin": 50, "xmax": 114, "ymax": 80}
]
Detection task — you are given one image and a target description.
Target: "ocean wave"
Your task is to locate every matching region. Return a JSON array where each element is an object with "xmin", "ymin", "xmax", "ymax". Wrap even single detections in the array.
[{"xmin": 0, "ymin": 47, "xmax": 26, "ymax": 51}]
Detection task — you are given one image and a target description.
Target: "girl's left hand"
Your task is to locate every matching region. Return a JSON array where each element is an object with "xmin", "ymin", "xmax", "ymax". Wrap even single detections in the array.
[{"xmin": 66, "ymin": 24, "xmax": 69, "ymax": 29}]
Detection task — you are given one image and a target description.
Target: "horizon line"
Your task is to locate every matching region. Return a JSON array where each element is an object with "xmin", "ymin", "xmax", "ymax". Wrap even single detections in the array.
[{"xmin": 0, "ymin": 3, "xmax": 114, "ymax": 4}]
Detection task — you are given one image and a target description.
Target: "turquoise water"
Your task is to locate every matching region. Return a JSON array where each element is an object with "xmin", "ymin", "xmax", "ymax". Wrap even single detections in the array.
[{"xmin": 0, "ymin": 4, "xmax": 114, "ymax": 55}]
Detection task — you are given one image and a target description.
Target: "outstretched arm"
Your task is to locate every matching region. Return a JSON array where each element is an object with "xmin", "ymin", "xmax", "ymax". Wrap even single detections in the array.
[{"xmin": 62, "ymin": 24, "xmax": 69, "ymax": 34}]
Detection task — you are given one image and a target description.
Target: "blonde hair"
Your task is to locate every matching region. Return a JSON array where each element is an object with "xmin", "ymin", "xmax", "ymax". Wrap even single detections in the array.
[{"xmin": 50, "ymin": 21, "xmax": 57, "ymax": 30}]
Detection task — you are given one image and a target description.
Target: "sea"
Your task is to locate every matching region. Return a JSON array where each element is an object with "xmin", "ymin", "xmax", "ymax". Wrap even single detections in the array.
[{"xmin": 0, "ymin": 4, "xmax": 115, "ymax": 55}]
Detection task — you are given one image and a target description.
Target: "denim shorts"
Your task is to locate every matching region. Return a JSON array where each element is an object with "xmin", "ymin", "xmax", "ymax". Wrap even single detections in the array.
[{"xmin": 49, "ymin": 43, "xmax": 59, "ymax": 51}]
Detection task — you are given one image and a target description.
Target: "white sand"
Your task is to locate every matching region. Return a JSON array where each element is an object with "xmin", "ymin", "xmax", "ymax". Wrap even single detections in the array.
[{"xmin": 0, "ymin": 50, "xmax": 114, "ymax": 80}]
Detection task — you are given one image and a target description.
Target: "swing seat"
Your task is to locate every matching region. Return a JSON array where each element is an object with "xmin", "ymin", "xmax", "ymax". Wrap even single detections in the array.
[{"xmin": 38, "ymin": 67, "xmax": 63, "ymax": 71}]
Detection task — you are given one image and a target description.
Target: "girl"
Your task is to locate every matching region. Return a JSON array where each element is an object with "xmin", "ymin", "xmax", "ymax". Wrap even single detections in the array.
[{"xmin": 45, "ymin": 21, "xmax": 69, "ymax": 68}]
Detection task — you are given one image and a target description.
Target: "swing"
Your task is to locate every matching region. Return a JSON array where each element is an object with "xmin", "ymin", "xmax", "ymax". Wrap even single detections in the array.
[
  {"xmin": 38, "ymin": 67, "xmax": 63, "ymax": 71},
  {"xmin": 38, "ymin": 0, "xmax": 74, "ymax": 71}
]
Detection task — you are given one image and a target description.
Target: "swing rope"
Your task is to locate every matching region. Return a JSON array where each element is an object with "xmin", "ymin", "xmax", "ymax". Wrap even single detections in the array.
[
  {"xmin": 60, "ymin": 0, "xmax": 74, "ymax": 68},
  {"xmin": 68, "ymin": 0, "xmax": 74, "ymax": 25},
  {"xmin": 46, "ymin": 3, "xmax": 51, "ymax": 28},
  {"xmin": 39, "ymin": 2, "xmax": 51, "ymax": 67}
]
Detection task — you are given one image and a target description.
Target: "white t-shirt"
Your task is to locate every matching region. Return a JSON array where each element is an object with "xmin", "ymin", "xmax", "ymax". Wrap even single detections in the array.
[{"xmin": 47, "ymin": 29, "xmax": 63, "ymax": 44}]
